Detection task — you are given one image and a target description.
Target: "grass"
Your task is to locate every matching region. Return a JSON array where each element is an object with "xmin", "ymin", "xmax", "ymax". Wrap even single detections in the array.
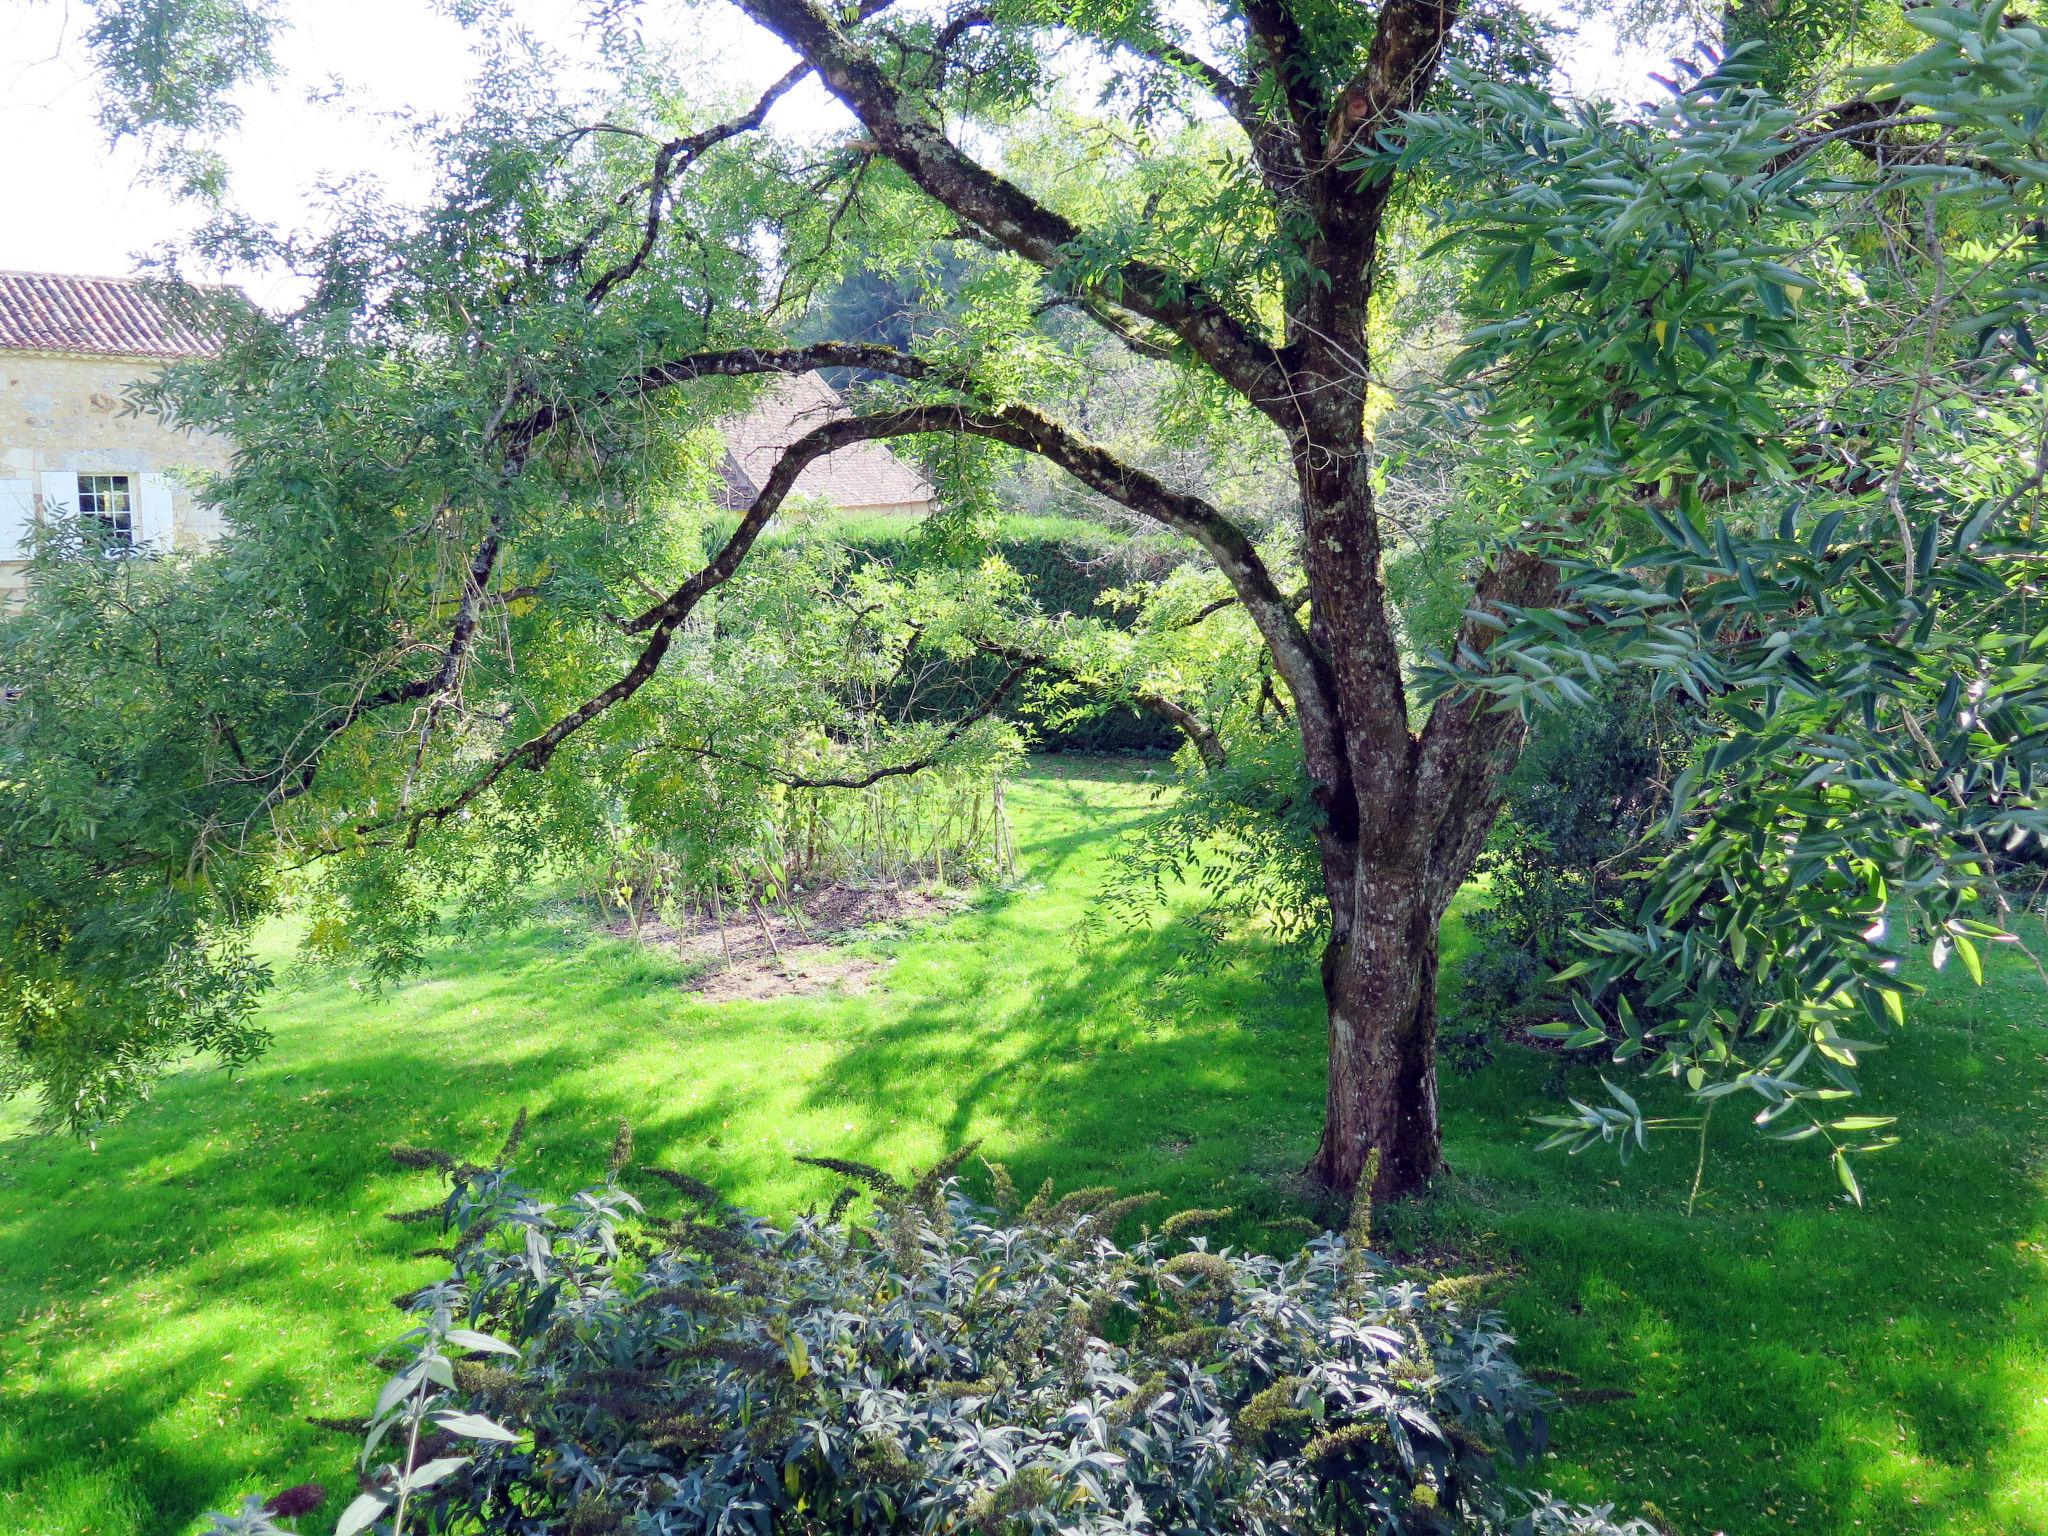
[{"xmin": 3, "ymin": 756, "xmax": 2048, "ymax": 1535}]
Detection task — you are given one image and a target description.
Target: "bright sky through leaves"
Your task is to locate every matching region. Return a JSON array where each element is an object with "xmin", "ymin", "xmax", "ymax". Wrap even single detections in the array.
[{"xmin": 0, "ymin": 0, "xmax": 1666, "ymax": 301}]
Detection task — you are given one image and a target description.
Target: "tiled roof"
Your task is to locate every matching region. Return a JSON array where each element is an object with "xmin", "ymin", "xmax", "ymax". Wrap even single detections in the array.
[
  {"xmin": 0, "ymin": 269, "xmax": 233, "ymax": 358},
  {"xmin": 716, "ymin": 372, "xmax": 938, "ymax": 514}
]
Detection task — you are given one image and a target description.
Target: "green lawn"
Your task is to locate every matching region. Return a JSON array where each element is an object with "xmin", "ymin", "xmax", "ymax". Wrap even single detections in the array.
[{"xmin": 3, "ymin": 757, "xmax": 2047, "ymax": 1535}]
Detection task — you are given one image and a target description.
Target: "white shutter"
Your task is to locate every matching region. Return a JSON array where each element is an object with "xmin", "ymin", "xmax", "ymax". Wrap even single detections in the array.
[
  {"xmin": 0, "ymin": 478, "xmax": 33, "ymax": 560},
  {"xmin": 137, "ymin": 473, "xmax": 175, "ymax": 550},
  {"xmin": 38, "ymin": 470, "xmax": 77, "ymax": 520}
]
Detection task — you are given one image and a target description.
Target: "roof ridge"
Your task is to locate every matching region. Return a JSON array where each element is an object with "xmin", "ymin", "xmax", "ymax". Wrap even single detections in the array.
[{"xmin": 0, "ymin": 268, "xmax": 239, "ymax": 291}]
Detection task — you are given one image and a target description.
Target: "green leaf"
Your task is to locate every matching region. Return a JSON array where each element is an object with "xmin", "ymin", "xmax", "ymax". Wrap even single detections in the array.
[
  {"xmin": 401, "ymin": 1455, "xmax": 471, "ymax": 1491},
  {"xmin": 434, "ymin": 1409, "xmax": 519, "ymax": 1443},
  {"xmin": 446, "ymin": 1328, "xmax": 519, "ymax": 1357},
  {"xmin": 1833, "ymin": 1150, "xmax": 1863, "ymax": 1207},
  {"xmin": 786, "ymin": 1331, "xmax": 811, "ymax": 1383},
  {"xmin": 336, "ymin": 1492, "xmax": 391, "ymax": 1536},
  {"xmin": 1954, "ymin": 934, "xmax": 1984, "ymax": 985}
]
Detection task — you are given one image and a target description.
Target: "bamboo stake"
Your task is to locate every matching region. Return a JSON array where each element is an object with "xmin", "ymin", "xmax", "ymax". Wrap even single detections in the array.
[
  {"xmin": 751, "ymin": 892, "xmax": 786, "ymax": 968},
  {"xmin": 711, "ymin": 882, "xmax": 735, "ymax": 972}
]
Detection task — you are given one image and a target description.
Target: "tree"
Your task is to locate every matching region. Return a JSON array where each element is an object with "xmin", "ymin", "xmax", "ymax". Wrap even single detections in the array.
[{"xmin": 5, "ymin": 0, "xmax": 2045, "ymax": 1197}]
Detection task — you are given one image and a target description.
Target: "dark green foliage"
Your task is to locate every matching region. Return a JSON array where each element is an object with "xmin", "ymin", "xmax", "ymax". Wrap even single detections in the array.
[
  {"xmin": 231, "ymin": 1139, "xmax": 1654, "ymax": 1536},
  {"xmin": 1448, "ymin": 681, "xmax": 1701, "ymax": 1073},
  {"xmin": 1101, "ymin": 727, "xmax": 1328, "ymax": 963},
  {"xmin": 805, "ymin": 517, "xmax": 1192, "ymax": 753},
  {"xmin": 0, "ymin": 537, "xmax": 300, "ymax": 1126},
  {"xmin": 1406, "ymin": 21, "xmax": 2048, "ymax": 1175}
]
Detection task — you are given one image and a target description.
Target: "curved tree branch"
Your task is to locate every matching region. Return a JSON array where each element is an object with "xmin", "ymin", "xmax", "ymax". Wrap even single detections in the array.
[
  {"xmin": 728, "ymin": 0, "xmax": 1292, "ymax": 412},
  {"xmin": 504, "ymin": 341, "xmax": 938, "ymax": 447},
  {"xmin": 1114, "ymin": 28, "xmax": 1252, "ymax": 118},
  {"xmin": 1762, "ymin": 96, "xmax": 2018, "ymax": 183},
  {"xmin": 1035, "ymin": 294, "xmax": 1179, "ymax": 362},
  {"xmin": 383, "ymin": 376, "xmax": 1342, "ymax": 843},
  {"xmin": 651, "ymin": 653, "xmax": 1035, "ymax": 790},
  {"xmin": 616, "ymin": 396, "xmax": 1327, "ymax": 714},
  {"xmin": 382, "ymin": 405, "xmax": 926, "ymax": 843},
  {"xmin": 510, "ymin": 339, "xmax": 1325, "ymax": 723},
  {"xmin": 580, "ymin": 62, "xmax": 813, "ymax": 305},
  {"xmin": 558, "ymin": 0, "xmax": 917, "ymax": 301},
  {"xmin": 1135, "ymin": 691, "xmax": 1229, "ymax": 768}
]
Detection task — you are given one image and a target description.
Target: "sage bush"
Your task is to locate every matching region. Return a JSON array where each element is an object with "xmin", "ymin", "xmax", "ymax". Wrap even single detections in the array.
[{"xmin": 213, "ymin": 1129, "xmax": 1657, "ymax": 1536}]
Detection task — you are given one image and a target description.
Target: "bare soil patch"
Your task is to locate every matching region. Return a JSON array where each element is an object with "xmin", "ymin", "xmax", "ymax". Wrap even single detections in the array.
[{"xmin": 605, "ymin": 881, "xmax": 970, "ymax": 1001}]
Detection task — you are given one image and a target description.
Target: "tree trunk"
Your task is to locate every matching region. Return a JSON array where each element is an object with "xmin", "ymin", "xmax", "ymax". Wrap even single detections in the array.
[{"xmin": 1307, "ymin": 860, "xmax": 1445, "ymax": 1199}]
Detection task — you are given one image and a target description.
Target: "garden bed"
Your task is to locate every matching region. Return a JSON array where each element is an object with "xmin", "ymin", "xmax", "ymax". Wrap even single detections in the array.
[{"xmin": 603, "ymin": 880, "xmax": 971, "ymax": 1000}]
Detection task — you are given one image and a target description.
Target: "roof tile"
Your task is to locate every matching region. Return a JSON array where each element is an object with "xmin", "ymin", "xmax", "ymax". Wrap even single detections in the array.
[{"xmin": 0, "ymin": 269, "xmax": 232, "ymax": 358}]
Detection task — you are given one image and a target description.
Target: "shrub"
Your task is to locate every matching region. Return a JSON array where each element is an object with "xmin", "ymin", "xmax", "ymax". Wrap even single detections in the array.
[
  {"xmin": 811, "ymin": 515, "xmax": 1191, "ymax": 754},
  {"xmin": 1447, "ymin": 679, "xmax": 1700, "ymax": 1073},
  {"xmin": 212, "ymin": 1133, "xmax": 1657, "ymax": 1536}
]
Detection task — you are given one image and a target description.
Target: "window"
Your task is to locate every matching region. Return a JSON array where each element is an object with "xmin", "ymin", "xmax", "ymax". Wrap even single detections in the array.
[{"xmin": 76, "ymin": 474, "xmax": 135, "ymax": 555}]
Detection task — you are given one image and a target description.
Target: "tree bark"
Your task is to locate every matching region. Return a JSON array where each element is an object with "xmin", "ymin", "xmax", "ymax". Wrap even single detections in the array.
[
  {"xmin": 1308, "ymin": 858, "xmax": 1449, "ymax": 1199},
  {"xmin": 715, "ymin": 0, "xmax": 1488, "ymax": 1207}
]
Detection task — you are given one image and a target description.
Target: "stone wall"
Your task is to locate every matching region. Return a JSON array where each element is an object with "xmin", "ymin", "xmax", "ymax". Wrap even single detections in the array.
[{"xmin": 0, "ymin": 350, "xmax": 234, "ymax": 596}]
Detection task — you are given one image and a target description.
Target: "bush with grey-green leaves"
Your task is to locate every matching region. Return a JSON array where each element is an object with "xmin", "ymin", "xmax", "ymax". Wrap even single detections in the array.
[{"xmin": 205, "ymin": 1128, "xmax": 1658, "ymax": 1535}]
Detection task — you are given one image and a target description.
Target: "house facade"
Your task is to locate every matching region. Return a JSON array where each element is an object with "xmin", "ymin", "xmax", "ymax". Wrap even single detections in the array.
[{"xmin": 0, "ymin": 270, "xmax": 235, "ymax": 598}]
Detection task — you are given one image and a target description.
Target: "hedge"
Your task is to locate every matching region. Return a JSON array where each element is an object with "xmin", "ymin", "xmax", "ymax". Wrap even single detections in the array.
[{"xmin": 804, "ymin": 514, "xmax": 1191, "ymax": 754}]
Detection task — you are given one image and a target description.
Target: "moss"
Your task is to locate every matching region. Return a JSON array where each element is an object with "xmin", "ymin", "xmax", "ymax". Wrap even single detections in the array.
[
  {"xmin": 1154, "ymin": 1324, "xmax": 1227, "ymax": 1360},
  {"xmin": 1426, "ymin": 1270, "xmax": 1508, "ymax": 1308},
  {"xmin": 1303, "ymin": 1421, "xmax": 1384, "ymax": 1470},
  {"xmin": 1105, "ymin": 1371, "xmax": 1169, "ymax": 1427},
  {"xmin": 965, "ymin": 1465, "xmax": 1062, "ymax": 1535}
]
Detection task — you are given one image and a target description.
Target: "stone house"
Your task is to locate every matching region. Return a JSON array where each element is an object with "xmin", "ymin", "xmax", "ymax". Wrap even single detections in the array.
[{"xmin": 0, "ymin": 269, "xmax": 236, "ymax": 598}]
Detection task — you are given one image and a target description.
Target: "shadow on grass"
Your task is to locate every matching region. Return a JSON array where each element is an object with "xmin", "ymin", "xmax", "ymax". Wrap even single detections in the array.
[
  {"xmin": 1404, "ymin": 949, "xmax": 2048, "ymax": 1536},
  {"xmin": 0, "ymin": 921, "xmax": 1321, "ymax": 1534},
  {"xmin": 3, "ymin": 757, "xmax": 2048, "ymax": 1536}
]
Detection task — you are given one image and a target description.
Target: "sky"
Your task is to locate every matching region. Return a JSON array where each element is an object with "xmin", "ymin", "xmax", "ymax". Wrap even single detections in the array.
[{"xmin": 0, "ymin": 0, "xmax": 1670, "ymax": 308}]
